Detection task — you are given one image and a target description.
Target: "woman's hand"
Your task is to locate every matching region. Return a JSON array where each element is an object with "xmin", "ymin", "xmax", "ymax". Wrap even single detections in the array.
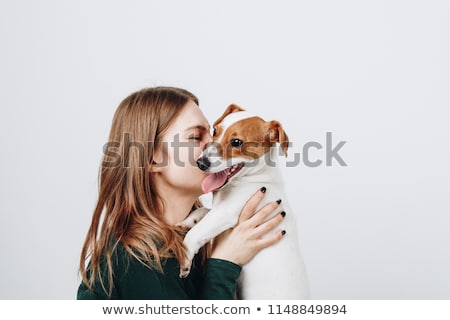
[{"xmin": 210, "ymin": 187, "xmax": 286, "ymax": 266}]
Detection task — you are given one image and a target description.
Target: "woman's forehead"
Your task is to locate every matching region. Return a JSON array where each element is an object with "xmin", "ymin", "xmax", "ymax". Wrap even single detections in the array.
[{"xmin": 167, "ymin": 101, "xmax": 210, "ymax": 134}]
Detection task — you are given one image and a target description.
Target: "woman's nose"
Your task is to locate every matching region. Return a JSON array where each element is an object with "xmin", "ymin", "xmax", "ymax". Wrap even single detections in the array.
[{"xmin": 204, "ymin": 132, "xmax": 213, "ymax": 145}]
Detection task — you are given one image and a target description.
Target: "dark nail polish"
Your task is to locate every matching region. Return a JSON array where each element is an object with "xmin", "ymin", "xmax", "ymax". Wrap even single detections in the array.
[
  {"xmin": 260, "ymin": 186, "xmax": 267, "ymax": 193},
  {"xmin": 281, "ymin": 211, "xmax": 286, "ymax": 218},
  {"xmin": 276, "ymin": 199, "xmax": 282, "ymax": 205},
  {"xmin": 281, "ymin": 230, "xmax": 286, "ymax": 236}
]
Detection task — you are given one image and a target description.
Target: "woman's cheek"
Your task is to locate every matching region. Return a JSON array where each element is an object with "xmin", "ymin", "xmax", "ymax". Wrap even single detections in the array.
[{"xmin": 181, "ymin": 145, "xmax": 197, "ymax": 168}]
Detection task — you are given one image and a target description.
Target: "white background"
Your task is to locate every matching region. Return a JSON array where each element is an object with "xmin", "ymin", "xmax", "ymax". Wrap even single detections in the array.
[{"xmin": 0, "ymin": 0, "xmax": 449, "ymax": 299}]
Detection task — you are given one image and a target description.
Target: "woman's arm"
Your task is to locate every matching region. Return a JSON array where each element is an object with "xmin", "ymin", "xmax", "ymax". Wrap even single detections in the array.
[{"xmin": 201, "ymin": 258, "xmax": 242, "ymax": 299}]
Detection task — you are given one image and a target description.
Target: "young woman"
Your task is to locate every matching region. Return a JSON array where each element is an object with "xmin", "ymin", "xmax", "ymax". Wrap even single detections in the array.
[{"xmin": 77, "ymin": 87, "xmax": 286, "ymax": 299}]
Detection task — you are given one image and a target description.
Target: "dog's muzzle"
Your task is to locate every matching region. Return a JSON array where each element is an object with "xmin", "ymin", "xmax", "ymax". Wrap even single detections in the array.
[{"xmin": 196, "ymin": 156, "xmax": 211, "ymax": 171}]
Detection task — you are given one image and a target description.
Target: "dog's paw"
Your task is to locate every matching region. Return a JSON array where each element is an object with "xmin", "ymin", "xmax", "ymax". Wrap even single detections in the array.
[
  {"xmin": 175, "ymin": 207, "xmax": 209, "ymax": 231},
  {"xmin": 175, "ymin": 217, "xmax": 199, "ymax": 231},
  {"xmin": 179, "ymin": 259, "xmax": 192, "ymax": 278}
]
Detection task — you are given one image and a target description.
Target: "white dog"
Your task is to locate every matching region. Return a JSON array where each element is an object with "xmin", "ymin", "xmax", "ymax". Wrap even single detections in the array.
[{"xmin": 179, "ymin": 104, "xmax": 309, "ymax": 299}]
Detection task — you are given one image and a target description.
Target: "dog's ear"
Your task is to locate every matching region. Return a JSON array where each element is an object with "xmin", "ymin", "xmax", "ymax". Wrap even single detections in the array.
[
  {"xmin": 213, "ymin": 104, "xmax": 245, "ymax": 126},
  {"xmin": 265, "ymin": 120, "xmax": 289, "ymax": 157}
]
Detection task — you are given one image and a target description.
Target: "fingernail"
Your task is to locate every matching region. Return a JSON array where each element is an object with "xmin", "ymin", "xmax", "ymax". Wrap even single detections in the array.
[
  {"xmin": 260, "ymin": 186, "xmax": 267, "ymax": 193},
  {"xmin": 276, "ymin": 199, "xmax": 282, "ymax": 205},
  {"xmin": 281, "ymin": 211, "xmax": 286, "ymax": 218},
  {"xmin": 281, "ymin": 230, "xmax": 286, "ymax": 236}
]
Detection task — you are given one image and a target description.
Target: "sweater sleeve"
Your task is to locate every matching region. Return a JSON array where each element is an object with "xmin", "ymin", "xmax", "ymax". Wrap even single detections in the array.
[{"xmin": 201, "ymin": 258, "xmax": 242, "ymax": 300}]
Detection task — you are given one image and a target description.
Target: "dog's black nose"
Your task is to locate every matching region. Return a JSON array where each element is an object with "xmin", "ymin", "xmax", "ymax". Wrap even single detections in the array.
[{"xmin": 197, "ymin": 157, "xmax": 211, "ymax": 171}]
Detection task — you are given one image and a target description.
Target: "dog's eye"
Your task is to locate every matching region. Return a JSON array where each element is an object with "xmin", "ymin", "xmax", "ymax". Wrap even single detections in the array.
[
  {"xmin": 230, "ymin": 138, "xmax": 243, "ymax": 148},
  {"xmin": 212, "ymin": 128, "xmax": 217, "ymax": 137}
]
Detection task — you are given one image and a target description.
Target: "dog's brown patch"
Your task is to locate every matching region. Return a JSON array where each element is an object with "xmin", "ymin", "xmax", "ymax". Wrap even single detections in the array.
[
  {"xmin": 213, "ymin": 117, "xmax": 289, "ymax": 160},
  {"xmin": 211, "ymin": 104, "xmax": 290, "ymax": 160}
]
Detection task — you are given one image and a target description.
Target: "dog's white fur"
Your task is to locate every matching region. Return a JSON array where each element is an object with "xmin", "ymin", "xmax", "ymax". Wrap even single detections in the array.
[{"xmin": 179, "ymin": 106, "xmax": 309, "ymax": 299}]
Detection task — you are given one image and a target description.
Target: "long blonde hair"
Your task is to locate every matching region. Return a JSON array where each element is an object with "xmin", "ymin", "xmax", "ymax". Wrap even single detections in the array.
[{"xmin": 79, "ymin": 87, "xmax": 204, "ymax": 296}]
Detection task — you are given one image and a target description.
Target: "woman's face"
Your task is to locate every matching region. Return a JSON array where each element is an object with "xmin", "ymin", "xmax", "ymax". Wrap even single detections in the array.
[{"xmin": 153, "ymin": 100, "xmax": 212, "ymax": 196}]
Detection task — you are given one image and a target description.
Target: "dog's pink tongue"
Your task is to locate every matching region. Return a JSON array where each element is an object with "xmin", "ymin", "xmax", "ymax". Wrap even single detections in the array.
[{"xmin": 202, "ymin": 171, "xmax": 228, "ymax": 193}]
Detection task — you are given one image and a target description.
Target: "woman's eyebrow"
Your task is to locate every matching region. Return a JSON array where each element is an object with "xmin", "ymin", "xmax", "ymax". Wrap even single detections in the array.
[{"xmin": 183, "ymin": 125, "xmax": 210, "ymax": 132}]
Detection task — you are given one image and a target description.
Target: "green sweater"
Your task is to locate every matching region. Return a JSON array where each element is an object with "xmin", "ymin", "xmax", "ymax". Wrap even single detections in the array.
[{"xmin": 77, "ymin": 244, "xmax": 242, "ymax": 300}]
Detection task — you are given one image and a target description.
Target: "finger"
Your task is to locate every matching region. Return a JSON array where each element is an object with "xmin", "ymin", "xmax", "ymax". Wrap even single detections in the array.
[
  {"xmin": 254, "ymin": 229, "xmax": 285, "ymax": 250},
  {"xmin": 251, "ymin": 211, "xmax": 285, "ymax": 238},
  {"xmin": 238, "ymin": 187, "xmax": 267, "ymax": 223},
  {"xmin": 246, "ymin": 199, "xmax": 282, "ymax": 227}
]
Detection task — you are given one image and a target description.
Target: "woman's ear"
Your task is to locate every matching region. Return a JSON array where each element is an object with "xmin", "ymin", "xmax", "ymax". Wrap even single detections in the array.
[
  {"xmin": 148, "ymin": 150, "xmax": 165, "ymax": 173},
  {"xmin": 148, "ymin": 161, "xmax": 163, "ymax": 173}
]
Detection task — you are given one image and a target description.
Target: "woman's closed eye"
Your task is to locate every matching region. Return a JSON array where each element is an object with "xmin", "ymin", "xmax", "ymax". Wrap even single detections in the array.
[{"xmin": 188, "ymin": 134, "xmax": 202, "ymax": 141}]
